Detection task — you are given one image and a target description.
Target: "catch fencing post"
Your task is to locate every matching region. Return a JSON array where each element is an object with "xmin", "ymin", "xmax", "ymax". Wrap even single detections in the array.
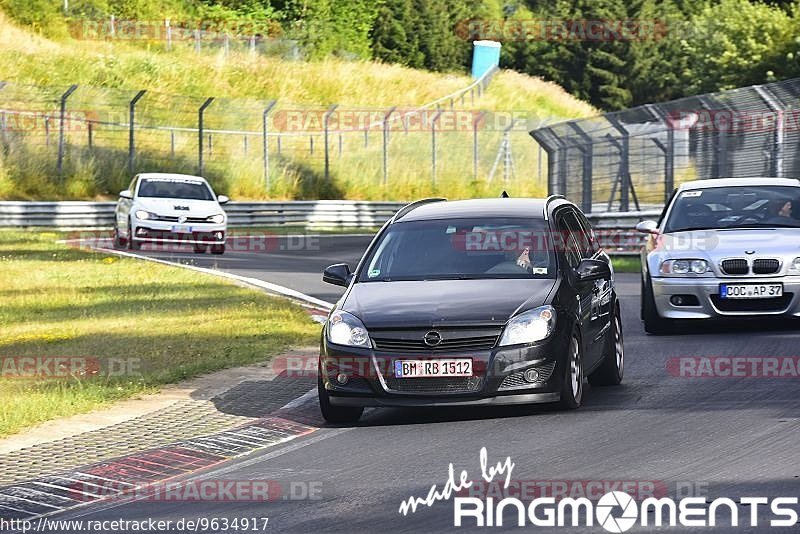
[
  {"xmin": 431, "ymin": 108, "xmax": 443, "ymax": 186},
  {"xmin": 57, "ymin": 84, "xmax": 78, "ymax": 180},
  {"xmin": 382, "ymin": 107, "xmax": 396, "ymax": 185},
  {"xmin": 128, "ymin": 90, "xmax": 146, "ymax": 176},
  {"xmin": 262, "ymin": 100, "xmax": 277, "ymax": 190},
  {"xmin": 605, "ymin": 116, "xmax": 635, "ymax": 212},
  {"xmin": 472, "ymin": 111, "xmax": 486, "ymax": 181},
  {"xmin": 87, "ymin": 122, "xmax": 93, "ymax": 149},
  {"xmin": 323, "ymin": 104, "xmax": 338, "ymax": 181},
  {"xmin": 198, "ymin": 97, "xmax": 214, "ymax": 175},
  {"xmin": 568, "ymin": 122, "xmax": 594, "ymax": 214},
  {"xmin": 754, "ymin": 85, "xmax": 785, "ymax": 177},
  {"xmin": 645, "ymin": 104, "xmax": 675, "ymax": 200}
]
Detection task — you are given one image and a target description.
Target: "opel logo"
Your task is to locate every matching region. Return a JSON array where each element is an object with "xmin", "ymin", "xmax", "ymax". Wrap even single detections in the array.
[
  {"xmin": 423, "ymin": 331, "xmax": 442, "ymax": 347},
  {"xmin": 178, "ymin": 216, "xmax": 188, "ymax": 224}
]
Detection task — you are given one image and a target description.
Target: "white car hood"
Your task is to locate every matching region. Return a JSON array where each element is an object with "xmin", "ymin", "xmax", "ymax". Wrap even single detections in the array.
[
  {"xmin": 657, "ymin": 228, "xmax": 800, "ymax": 258},
  {"xmin": 135, "ymin": 197, "xmax": 223, "ymax": 218}
]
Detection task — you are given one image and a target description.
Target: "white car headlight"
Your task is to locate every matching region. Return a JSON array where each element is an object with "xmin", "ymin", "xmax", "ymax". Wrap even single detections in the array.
[
  {"xmin": 327, "ymin": 311, "xmax": 371, "ymax": 348},
  {"xmin": 135, "ymin": 210, "xmax": 154, "ymax": 220},
  {"xmin": 498, "ymin": 306, "xmax": 556, "ymax": 346},
  {"xmin": 790, "ymin": 257, "xmax": 800, "ymax": 273},
  {"xmin": 659, "ymin": 259, "xmax": 709, "ymax": 275},
  {"xmin": 207, "ymin": 214, "xmax": 225, "ymax": 224}
]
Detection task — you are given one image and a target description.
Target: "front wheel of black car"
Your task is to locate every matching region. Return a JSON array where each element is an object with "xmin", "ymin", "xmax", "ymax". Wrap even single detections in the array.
[
  {"xmin": 589, "ymin": 304, "xmax": 624, "ymax": 386},
  {"xmin": 318, "ymin": 378, "xmax": 363, "ymax": 424},
  {"xmin": 642, "ymin": 276, "xmax": 672, "ymax": 335},
  {"xmin": 559, "ymin": 334, "xmax": 583, "ymax": 410}
]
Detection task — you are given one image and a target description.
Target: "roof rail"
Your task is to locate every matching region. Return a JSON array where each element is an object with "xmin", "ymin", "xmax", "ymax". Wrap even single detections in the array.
[
  {"xmin": 393, "ymin": 198, "xmax": 447, "ymax": 221},
  {"xmin": 544, "ymin": 195, "xmax": 567, "ymax": 220}
]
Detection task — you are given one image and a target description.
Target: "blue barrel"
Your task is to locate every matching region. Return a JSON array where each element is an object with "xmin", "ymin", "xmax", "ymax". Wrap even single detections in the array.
[{"xmin": 471, "ymin": 40, "xmax": 501, "ymax": 79}]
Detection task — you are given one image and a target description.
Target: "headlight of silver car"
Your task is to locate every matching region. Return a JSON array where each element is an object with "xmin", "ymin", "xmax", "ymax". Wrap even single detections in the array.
[
  {"xmin": 207, "ymin": 213, "xmax": 225, "ymax": 224},
  {"xmin": 134, "ymin": 210, "xmax": 155, "ymax": 220},
  {"xmin": 659, "ymin": 259, "xmax": 709, "ymax": 275},
  {"xmin": 498, "ymin": 305, "xmax": 556, "ymax": 346},
  {"xmin": 327, "ymin": 311, "xmax": 371, "ymax": 348}
]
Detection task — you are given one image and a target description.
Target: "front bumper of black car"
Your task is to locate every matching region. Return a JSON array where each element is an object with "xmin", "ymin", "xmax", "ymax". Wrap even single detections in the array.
[{"xmin": 320, "ymin": 336, "xmax": 569, "ymax": 408}]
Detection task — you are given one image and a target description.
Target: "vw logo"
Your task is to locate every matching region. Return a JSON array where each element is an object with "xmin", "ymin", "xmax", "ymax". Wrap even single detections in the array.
[
  {"xmin": 423, "ymin": 331, "xmax": 442, "ymax": 347},
  {"xmin": 178, "ymin": 216, "xmax": 188, "ymax": 224},
  {"xmin": 745, "ymin": 250, "xmax": 755, "ymax": 255}
]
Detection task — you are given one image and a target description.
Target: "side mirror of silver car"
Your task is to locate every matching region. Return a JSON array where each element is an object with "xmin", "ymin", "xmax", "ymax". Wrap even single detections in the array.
[{"xmin": 635, "ymin": 220, "xmax": 659, "ymax": 234}]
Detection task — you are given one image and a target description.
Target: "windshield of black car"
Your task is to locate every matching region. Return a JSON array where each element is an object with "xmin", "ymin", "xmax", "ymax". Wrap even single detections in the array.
[
  {"xmin": 663, "ymin": 185, "xmax": 800, "ymax": 232},
  {"xmin": 137, "ymin": 179, "xmax": 214, "ymax": 201},
  {"xmin": 358, "ymin": 218, "xmax": 557, "ymax": 281}
]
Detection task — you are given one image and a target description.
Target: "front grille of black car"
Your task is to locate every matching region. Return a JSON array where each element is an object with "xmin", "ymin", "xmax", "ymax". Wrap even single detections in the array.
[
  {"xmin": 499, "ymin": 362, "xmax": 556, "ymax": 390},
  {"xmin": 752, "ymin": 259, "xmax": 780, "ymax": 275},
  {"xmin": 383, "ymin": 376, "xmax": 483, "ymax": 393},
  {"xmin": 721, "ymin": 259, "xmax": 749, "ymax": 275},
  {"xmin": 710, "ymin": 293, "xmax": 793, "ymax": 313},
  {"xmin": 370, "ymin": 327, "xmax": 502, "ymax": 353}
]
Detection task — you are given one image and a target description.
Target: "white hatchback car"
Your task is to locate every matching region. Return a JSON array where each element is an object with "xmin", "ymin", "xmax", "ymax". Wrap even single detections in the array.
[{"xmin": 114, "ymin": 173, "xmax": 229, "ymax": 254}]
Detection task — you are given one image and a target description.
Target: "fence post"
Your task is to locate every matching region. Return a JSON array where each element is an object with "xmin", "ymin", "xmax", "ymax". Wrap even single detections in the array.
[
  {"xmin": 569, "ymin": 122, "xmax": 594, "ymax": 214},
  {"xmin": 128, "ymin": 90, "xmax": 146, "ymax": 176},
  {"xmin": 382, "ymin": 107, "xmax": 396, "ymax": 185},
  {"xmin": 472, "ymin": 111, "xmax": 486, "ymax": 181},
  {"xmin": 170, "ymin": 130, "xmax": 175, "ymax": 158},
  {"xmin": 57, "ymin": 84, "xmax": 78, "ymax": 180},
  {"xmin": 431, "ymin": 108, "xmax": 443, "ymax": 186},
  {"xmin": 262, "ymin": 100, "xmax": 277, "ymax": 190},
  {"xmin": 243, "ymin": 135, "xmax": 248, "ymax": 156},
  {"xmin": 754, "ymin": 85, "xmax": 785, "ymax": 178},
  {"xmin": 45, "ymin": 115, "xmax": 51, "ymax": 146},
  {"xmin": 198, "ymin": 97, "xmax": 214, "ymax": 175},
  {"xmin": 194, "ymin": 29, "xmax": 201, "ymax": 53},
  {"xmin": 165, "ymin": 19, "xmax": 172, "ymax": 51},
  {"xmin": 605, "ymin": 116, "xmax": 635, "ymax": 212},
  {"xmin": 87, "ymin": 122, "xmax": 93, "ymax": 149},
  {"xmin": 323, "ymin": 104, "xmax": 338, "ymax": 181},
  {"xmin": 224, "ymin": 34, "xmax": 230, "ymax": 56}
]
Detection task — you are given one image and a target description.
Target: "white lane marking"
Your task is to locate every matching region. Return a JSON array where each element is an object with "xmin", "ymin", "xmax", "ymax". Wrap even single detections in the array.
[
  {"xmin": 29, "ymin": 481, "xmax": 105, "ymax": 499},
  {"xmin": 86, "ymin": 246, "xmax": 334, "ymax": 310}
]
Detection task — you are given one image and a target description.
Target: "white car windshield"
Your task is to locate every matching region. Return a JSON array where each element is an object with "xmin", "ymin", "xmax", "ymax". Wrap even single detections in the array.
[
  {"xmin": 138, "ymin": 179, "xmax": 214, "ymax": 201},
  {"xmin": 664, "ymin": 185, "xmax": 800, "ymax": 232}
]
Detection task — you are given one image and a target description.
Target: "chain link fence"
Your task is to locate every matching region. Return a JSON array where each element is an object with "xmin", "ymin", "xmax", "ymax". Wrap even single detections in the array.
[
  {"xmin": 530, "ymin": 78, "xmax": 800, "ymax": 213},
  {"xmin": 0, "ymin": 67, "xmax": 557, "ymax": 200}
]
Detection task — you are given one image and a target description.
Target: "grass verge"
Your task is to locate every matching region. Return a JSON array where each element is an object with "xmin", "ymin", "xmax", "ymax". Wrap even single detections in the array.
[
  {"xmin": 0, "ymin": 230, "xmax": 319, "ymax": 438},
  {"xmin": 611, "ymin": 255, "xmax": 642, "ymax": 273}
]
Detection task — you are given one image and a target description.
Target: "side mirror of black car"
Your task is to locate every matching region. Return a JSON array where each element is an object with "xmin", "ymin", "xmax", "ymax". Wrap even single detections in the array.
[
  {"xmin": 323, "ymin": 263, "xmax": 353, "ymax": 287},
  {"xmin": 575, "ymin": 258, "xmax": 611, "ymax": 282}
]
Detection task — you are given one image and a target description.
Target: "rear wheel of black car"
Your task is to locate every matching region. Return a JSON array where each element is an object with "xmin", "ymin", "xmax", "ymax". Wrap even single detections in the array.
[
  {"xmin": 589, "ymin": 304, "xmax": 624, "ymax": 386},
  {"xmin": 193, "ymin": 244, "xmax": 208, "ymax": 254},
  {"xmin": 318, "ymin": 377, "xmax": 364, "ymax": 424},
  {"xmin": 210, "ymin": 244, "xmax": 225, "ymax": 255},
  {"xmin": 642, "ymin": 275, "xmax": 672, "ymax": 335},
  {"xmin": 558, "ymin": 334, "xmax": 583, "ymax": 409}
]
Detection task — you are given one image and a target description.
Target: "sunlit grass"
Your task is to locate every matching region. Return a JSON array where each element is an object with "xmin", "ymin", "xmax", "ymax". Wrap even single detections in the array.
[{"xmin": 0, "ymin": 230, "xmax": 319, "ymax": 437}]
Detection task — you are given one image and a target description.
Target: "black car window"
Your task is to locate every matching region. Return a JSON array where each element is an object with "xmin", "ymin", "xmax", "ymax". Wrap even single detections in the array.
[
  {"xmin": 556, "ymin": 212, "xmax": 582, "ymax": 267},
  {"xmin": 572, "ymin": 211, "xmax": 599, "ymax": 256},
  {"xmin": 358, "ymin": 217, "xmax": 557, "ymax": 281}
]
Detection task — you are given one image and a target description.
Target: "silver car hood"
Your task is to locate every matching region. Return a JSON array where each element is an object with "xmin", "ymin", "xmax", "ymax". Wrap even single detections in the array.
[{"xmin": 648, "ymin": 228, "xmax": 800, "ymax": 275}]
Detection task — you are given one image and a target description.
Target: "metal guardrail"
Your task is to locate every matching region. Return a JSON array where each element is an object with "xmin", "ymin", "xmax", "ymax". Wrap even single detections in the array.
[{"xmin": 0, "ymin": 201, "xmax": 659, "ymax": 254}]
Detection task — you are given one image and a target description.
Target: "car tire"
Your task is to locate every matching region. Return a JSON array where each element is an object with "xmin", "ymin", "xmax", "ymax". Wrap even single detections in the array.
[
  {"xmin": 558, "ymin": 333, "xmax": 583, "ymax": 410},
  {"xmin": 127, "ymin": 219, "xmax": 141, "ymax": 251},
  {"xmin": 113, "ymin": 224, "xmax": 126, "ymax": 249},
  {"xmin": 588, "ymin": 303, "xmax": 624, "ymax": 386},
  {"xmin": 318, "ymin": 377, "xmax": 363, "ymax": 424},
  {"xmin": 642, "ymin": 276, "xmax": 671, "ymax": 335},
  {"xmin": 210, "ymin": 244, "xmax": 225, "ymax": 255},
  {"xmin": 193, "ymin": 244, "xmax": 208, "ymax": 254}
]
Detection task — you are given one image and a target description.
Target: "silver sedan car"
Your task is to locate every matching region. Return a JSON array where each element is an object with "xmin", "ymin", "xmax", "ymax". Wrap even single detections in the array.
[{"xmin": 637, "ymin": 177, "xmax": 800, "ymax": 334}]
